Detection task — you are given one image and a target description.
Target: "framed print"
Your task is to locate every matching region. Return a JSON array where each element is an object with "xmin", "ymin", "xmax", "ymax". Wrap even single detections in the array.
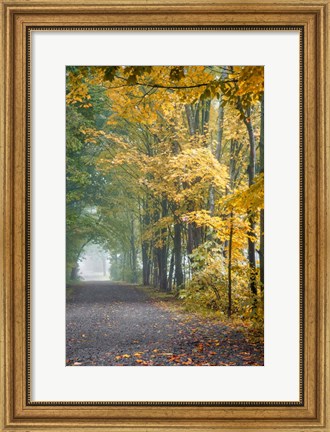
[{"xmin": 0, "ymin": 0, "xmax": 329, "ymax": 431}]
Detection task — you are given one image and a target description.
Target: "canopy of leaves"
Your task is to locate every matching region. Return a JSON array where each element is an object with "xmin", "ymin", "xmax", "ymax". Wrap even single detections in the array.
[{"xmin": 66, "ymin": 65, "xmax": 264, "ymax": 325}]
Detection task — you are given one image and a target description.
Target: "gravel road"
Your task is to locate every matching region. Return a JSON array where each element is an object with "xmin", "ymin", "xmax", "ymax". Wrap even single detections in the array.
[{"xmin": 66, "ymin": 282, "xmax": 263, "ymax": 366}]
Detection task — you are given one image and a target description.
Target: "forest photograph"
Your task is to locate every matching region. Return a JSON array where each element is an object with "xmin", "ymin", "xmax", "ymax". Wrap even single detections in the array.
[{"xmin": 66, "ymin": 65, "xmax": 264, "ymax": 366}]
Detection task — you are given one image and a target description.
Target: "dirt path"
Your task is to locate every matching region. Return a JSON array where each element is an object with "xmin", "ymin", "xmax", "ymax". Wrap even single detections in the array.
[{"xmin": 66, "ymin": 282, "xmax": 263, "ymax": 366}]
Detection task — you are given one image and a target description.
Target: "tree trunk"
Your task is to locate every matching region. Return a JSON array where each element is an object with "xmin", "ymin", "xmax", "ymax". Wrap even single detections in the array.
[
  {"xmin": 194, "ymin": 102, "xmax": 200, "ymax": 132},
  {"xmin": 248, "ymin": 213, "xmax": 257, "ymax": 297},
  {"xmin": 185, "ymin": 105, "xmax": 195, "ymax": 135},
  {"xmin": 122, "ymin": 253, "xmax": 126, "ymax": 281},
  {"xmin": 260, "ymin": 210, "xmax": 264, "ymax": 291},
  {"xmin": 70, "ymin": 265, "xmax": 79, "ymax": 280},
  {"xmin": 241, "ymin": 104, "xmax": 258, "ymax": 299},
  {"xmin": 168, "ymin": 249, "xmax": 175, "ymax": 291},
  {"xmin": 227, "ymin": 139, "xmax": 237, "ymax": 317},
  {"xmin": 157, "ymin": 198, "xmax": 168, "ymax": 291},
  {"xmin": 69, "ymin": 237, "xmax": 92, "ymax": 281},
  {"xmin": 245, "ymin": 105, "xmax": 256, "ymax": 185},
  {"xmin": 130, "ymin": 217, "xmax": 138, "ymax": 283},
  {"xmin": 174, "ymin": 221, "xmax": 184, "ymax": 288},
  {"xmin": 210, "ymin": 96, "xmax": 224, "ymax": 215},
  {"xmin": 215, "ymin": 99, "xmax": 224, "ymax": 161},
  {"xmin": 157, "ymin": 247, "xmax": 168, "ymax": 291},
  {"xmin": 259, "ymin": 94, "xmax": 264, "ymax": 291},
  {"xmin": 142, "ymin": 242, "xmax": 151, "ymax": 285},
  {"xmin": 227, "ymin": 212, "xmax": 234, "ymax": 318},
  {"xmin": 152, "ymin": 249, "xmax": 158, "ymax": 288},
  {"xmin": 193, "ymin": 225, "xmax": 202, "ymax": 249},
  {"xmin": 141, "ymin": 196, "xmax": 151, "ymax": 286}
]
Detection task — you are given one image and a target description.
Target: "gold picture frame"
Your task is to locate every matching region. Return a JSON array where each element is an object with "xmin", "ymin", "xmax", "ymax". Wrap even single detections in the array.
[{"xmin": 0, "ymin": 0, "xmax": 329, "ymax": 430}]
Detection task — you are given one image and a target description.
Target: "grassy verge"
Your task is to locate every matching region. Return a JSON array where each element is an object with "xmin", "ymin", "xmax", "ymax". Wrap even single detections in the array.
[
  {"xmin": 139, "ymin": 284, "xmax": 178, "ymax": 302},
  {"xmin": 139, "ymin": 285, "xmax": 263, "ymax": 345}
]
